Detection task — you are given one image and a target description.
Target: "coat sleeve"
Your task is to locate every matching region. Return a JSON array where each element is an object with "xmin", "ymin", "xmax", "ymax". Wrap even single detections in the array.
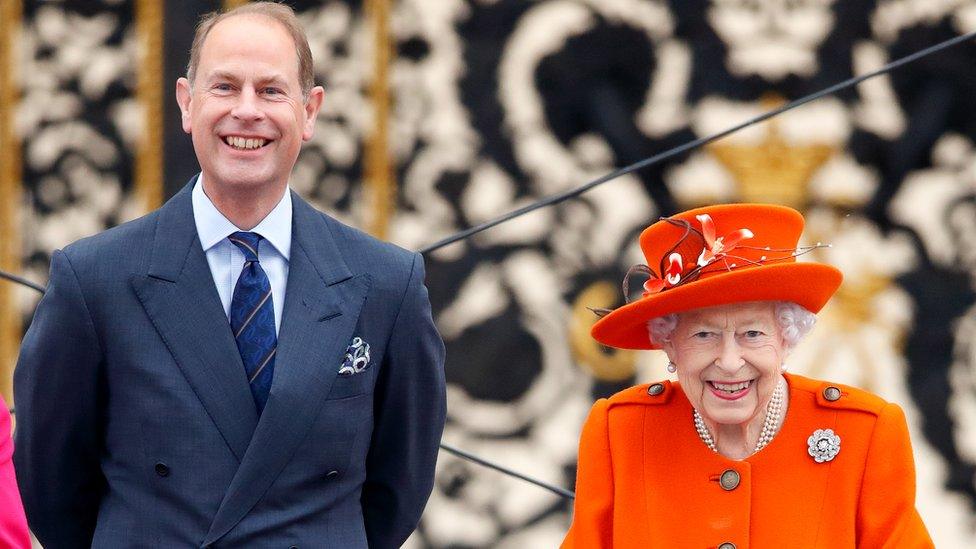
[
  {"xmin": 562, "ymin": 398, "xmax": 613, "ymax": 549},
  {"xmin": 13, "ymin": 249, "xmax": 106, "ymax": 548},
  {"xmin": 855, "ymin": 402, "xmax": 933, "ymax": 549},
  {"xmin": 0, "ymin": 397, "xmax": 31, "ymax": 549},
  {"xmin": 361, "ymin": 252, "xmax": 446, "ymax": 548}
]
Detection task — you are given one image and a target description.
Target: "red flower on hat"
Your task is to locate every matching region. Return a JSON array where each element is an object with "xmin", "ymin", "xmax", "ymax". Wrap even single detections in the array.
[
  {"xmin": 695, "ymin": 214, "xmax": 754, "ymax": 267},
  {"xmin": 643, "ymin": 252, "xmax": 683, "ymax": 294}
]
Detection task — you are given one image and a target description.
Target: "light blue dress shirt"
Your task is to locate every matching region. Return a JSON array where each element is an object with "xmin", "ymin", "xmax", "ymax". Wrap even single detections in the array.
[{"xmin": 191, "ymin": 177, "xmax": 291, "ymax": 335}]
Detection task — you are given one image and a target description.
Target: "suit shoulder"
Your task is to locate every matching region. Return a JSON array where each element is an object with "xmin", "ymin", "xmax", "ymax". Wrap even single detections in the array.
[
  {"xmin": 59, "ymin": 210, "xmax": 159, "ymax": 268},
  {"xmin": 788, "ymin": 374, "xmax": 888, "ymax": 416},
  {"xmin": 606, "ymin": 380, "xmax": 677, "ymax": 409},
  {"xmin": 317, "ymin": 211, "xmax": 417, "ymax": 271}
]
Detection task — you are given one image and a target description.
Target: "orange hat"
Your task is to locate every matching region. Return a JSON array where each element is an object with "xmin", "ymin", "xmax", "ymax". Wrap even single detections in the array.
[{"xmin": 591, "ymin": 203, "xmax": 843, "ymax": 350}]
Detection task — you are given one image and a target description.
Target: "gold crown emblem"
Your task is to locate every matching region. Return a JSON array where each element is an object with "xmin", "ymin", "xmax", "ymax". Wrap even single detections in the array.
[{"xmin": 708, "ymin": 95, "xmax": 837, "ymax": 208}]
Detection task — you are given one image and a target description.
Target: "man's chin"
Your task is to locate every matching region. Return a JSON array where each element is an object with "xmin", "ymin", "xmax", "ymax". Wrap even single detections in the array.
[{"xmin": 203, "ymin": 168, "xmax": 282, "ymax": 193}]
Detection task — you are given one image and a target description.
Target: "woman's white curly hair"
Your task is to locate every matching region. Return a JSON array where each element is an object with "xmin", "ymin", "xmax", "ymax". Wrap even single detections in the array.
[{"xmin": 647, "ymin": 301, "xmax": 816, "ymax": 349}]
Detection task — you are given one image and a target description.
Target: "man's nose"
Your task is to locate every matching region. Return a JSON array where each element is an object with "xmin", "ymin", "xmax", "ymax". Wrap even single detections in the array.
[
  {"xmin": 231, "ymin": 88, "xmax": 264, "ymax": 121},
  {"xmin": 715, "ymin": 334, "xmax": 745, "ymax": 372}
]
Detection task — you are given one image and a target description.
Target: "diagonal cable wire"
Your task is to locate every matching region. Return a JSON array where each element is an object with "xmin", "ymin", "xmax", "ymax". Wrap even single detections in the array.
[
  {"xmin": 419, "ymin": 28, "xmax": 976, "ymax": 254},
  {"xmin": 4, "ymin": 28, "xmax": 976, "ymax": 501},
  {"xmin": 0, "ymin": 270, "xmax": 45, "ymax": 294},
  {"xmin": 440, "ymin": 442, "xmax": 575, "ymax": 499}
]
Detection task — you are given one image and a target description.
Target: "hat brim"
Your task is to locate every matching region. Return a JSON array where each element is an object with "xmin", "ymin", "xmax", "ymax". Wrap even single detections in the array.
[{"xmin": 591, "ymin": 262, "xmax": 843, "ymax": 350}]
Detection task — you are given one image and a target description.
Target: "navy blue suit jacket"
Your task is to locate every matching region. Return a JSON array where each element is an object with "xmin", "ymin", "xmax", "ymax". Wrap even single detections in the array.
[{"xmin": 13, "ymin": 180, "xmax": 447, "ymax": 548}]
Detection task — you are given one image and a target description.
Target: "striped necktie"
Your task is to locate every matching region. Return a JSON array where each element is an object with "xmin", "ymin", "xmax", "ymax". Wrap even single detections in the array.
[{"xmin": 228, "ymin": 231, "xmax": 276, "ymax": 414}]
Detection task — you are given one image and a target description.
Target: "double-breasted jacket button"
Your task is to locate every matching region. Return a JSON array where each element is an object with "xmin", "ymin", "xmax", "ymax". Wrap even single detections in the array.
[
  {"xmin": 647, "ymin": 383, "xmax": 665, "ymax": 396},
  {"xmin": 326, "ymin": 470, "xmax": 339, "ymax": 480},
  {"xmin": 288, "ymin": 545, "xmax": 299, "ymax": 549},
  {"xmin": 154, "ymin": 462, "xmax": 170, "ymax": 477},
  {"xmin": 719, "ymin": 469, "xmax": 740, "ymax": 491},
  {"xmin": 718, "ymin": 543, "xmax": 736, "ymax": 549},
  {"xmin": 823, "ymin": 386, "xmax": 842, "ymax": 401}
]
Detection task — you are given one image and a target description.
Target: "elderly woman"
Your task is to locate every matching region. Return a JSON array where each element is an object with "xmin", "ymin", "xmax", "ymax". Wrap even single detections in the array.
[{"xmin": 563, "ymin": 204, "xmax": 932, "ymax": 548}]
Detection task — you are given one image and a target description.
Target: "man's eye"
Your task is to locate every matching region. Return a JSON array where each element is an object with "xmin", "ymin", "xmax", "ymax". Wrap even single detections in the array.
[
  {"xmin": 213, "ymin": 83, "xmax": 233, "ymax": 91},
  {"xmin": 263, "ymin": 87, "xmax": 282, "ymax": 95}
]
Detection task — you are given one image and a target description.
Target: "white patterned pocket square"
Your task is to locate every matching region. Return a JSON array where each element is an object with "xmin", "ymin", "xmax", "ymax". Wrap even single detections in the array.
[{"xmin": 338, "ymin": 337, "xmax": 371, "ymax": 376}]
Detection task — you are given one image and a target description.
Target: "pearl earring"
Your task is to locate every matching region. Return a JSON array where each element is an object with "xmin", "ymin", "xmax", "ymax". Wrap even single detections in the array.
[
  {"xmin": 781, "ymin": 362, "xmax": 788, "ymax": 372},
  {"xmin": 666, "ymin": 361, "xmax": 677, "ymax": 373}
]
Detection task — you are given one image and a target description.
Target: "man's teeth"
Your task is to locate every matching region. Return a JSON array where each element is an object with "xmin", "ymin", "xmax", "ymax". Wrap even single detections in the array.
[
  {"xmin": 225, "ymin": 136, "xmax": 267, "ymax": 150},
  {"xmin": 711, "ymin": 380, "xmax": 751, "ymax": 393}
]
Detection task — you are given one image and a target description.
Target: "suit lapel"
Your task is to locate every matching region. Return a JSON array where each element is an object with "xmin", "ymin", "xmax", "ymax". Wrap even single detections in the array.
[
  {"xmin": 131, "ymin": 179, "xmax": 259, "ymax": 462},
  {"xmin": 204, "ymin": 194, "xmax": 369, "ymax": 544}
]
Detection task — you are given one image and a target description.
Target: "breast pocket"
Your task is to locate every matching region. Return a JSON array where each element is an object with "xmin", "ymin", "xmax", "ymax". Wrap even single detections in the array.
[{"xmin": 327, "ymin": 365, "xmax": 378, "ymax": 400}]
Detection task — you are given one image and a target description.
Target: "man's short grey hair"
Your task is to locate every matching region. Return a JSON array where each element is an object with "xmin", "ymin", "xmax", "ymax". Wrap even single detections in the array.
[
  {"xmin": 647, "ymin": 301, "xmax": 816, "ymax": 348},
  {"xmin": 186, "ymin": 2, "xmax": 314, "ymax": 99}
]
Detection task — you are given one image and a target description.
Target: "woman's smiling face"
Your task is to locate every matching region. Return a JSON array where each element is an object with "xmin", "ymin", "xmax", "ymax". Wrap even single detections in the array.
[{"xmin": 662, "ymin": 301, "xmax": 787, "ymax": 427}]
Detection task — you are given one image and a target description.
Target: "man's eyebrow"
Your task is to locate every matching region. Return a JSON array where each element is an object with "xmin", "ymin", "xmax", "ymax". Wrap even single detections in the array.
[
  {"xmin": 200, "ymin": 70, "xmax": 294, "ymax": 90},
  {"xmin": 204, "ymin": 70, "xmax": 240, "ymax": 83},
  {"xmin": 255, "ymin": 74, "xmax": 291, "ymax": 87}
]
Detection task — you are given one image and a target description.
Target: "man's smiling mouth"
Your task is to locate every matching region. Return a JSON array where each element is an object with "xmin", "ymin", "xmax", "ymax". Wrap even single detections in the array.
[{"xmin": 223, "ymin": 136, "xmax": 269, "ymax": 150}]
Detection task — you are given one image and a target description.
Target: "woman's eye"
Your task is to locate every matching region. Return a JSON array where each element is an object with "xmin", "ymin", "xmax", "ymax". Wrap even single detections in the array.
[
  {"xmin": 693, "ymin": 331, "xmax": 713, "ymax": 339},
  {"xmin": 744, "ymin": 330, "xmax": 764, "ymax": 338}
]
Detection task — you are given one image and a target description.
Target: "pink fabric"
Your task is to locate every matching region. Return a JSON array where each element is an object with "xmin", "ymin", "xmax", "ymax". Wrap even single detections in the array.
[{"xmin": 0, "ymin": 397, "xmax": 31, "ymax": 549}]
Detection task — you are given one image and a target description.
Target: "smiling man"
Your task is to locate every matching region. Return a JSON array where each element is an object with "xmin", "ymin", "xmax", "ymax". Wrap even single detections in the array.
[{"xmin": 13, "ymin": 3, "xmax": 446, "ymax": 548}]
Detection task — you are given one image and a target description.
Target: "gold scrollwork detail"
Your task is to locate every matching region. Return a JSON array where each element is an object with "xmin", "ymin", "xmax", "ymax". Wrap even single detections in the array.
[
  {"xmin": 365, "ymin": 0, "xmax": 394, "ymax": 239},
  {"xmin": 135, "ymin": 0, "xmax": 164, "ymax": 213},
  {"xmin": 570, "ymin": 281, "xmax": 637, "ymax": 382},
  {"xmin": 0, "ymin": 0, "xmax": 23, "ymax": 403}
]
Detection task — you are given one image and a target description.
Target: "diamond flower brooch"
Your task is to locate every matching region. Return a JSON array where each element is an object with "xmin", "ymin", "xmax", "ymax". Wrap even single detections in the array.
[{"xmin": 807, "ymin": 429, "xmax": 841, "ymax": 463}]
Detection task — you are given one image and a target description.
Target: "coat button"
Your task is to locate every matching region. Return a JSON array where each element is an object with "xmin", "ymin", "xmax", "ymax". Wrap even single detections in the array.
[
  {"xmin": 647, "ymin": 383, "xmax": 664, "ymax": 396},
  {"xmin": 289, "ymin": 546, "xmax": 298, "ymax": 549},
  {"xmin": 154, "ymin": 462, "xmax": 170, "ymax": 477},
  {"xmin": 719, "ymin": 469, "xmax": 740, "ymax": 491},
  {"xmin": 823, "ymin": 386, "xmax": 841, "ymax": 401},
  {"xmin": 718, "ymin": 543, "xmax": 736, "ymax": 549},
  {"xmin": 326, "ymin": 470, "xmax": 339, "ymax": 480}
]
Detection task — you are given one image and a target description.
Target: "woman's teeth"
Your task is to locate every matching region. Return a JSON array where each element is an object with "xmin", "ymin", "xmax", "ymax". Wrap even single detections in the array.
[
  {"xmin": 710, "ymin": 380, "xmax": 751, "ymax": 393},
  {"xmin": 224, "ymin": 136, "xmax": 267, "ymax": 150}
]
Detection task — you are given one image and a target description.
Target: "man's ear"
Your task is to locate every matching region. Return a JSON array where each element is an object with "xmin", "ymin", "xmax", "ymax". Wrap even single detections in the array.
[
  {"xmin": 301, "ymin": 85, "xmax": 325, "ymax": 141},
  {"xmin": 176, "ymin": 78, "xmax": 193, "ymax": 134}
]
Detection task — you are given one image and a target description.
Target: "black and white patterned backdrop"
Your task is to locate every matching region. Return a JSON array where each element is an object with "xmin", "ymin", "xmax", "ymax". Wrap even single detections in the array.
[{"xmin": 5, "ymin": 1, "xmax": 976, "ymax": 547}]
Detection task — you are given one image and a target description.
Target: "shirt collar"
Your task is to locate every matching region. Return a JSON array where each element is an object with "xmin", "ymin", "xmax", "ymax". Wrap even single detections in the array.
[{"xmin": 191, "ymin": 174, "xmax": 292, "ymax": 260}]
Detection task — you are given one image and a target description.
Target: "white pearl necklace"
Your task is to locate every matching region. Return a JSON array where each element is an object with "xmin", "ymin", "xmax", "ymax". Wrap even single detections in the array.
[{"xmin": 693, "ymin": 376, "xmax": 786, "ymax": 455}]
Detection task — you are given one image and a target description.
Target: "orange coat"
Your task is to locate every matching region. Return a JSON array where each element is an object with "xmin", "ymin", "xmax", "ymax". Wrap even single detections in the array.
[{"xmin": 563, "ymin": 374, "xmax": 933, "ymax": 548}]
